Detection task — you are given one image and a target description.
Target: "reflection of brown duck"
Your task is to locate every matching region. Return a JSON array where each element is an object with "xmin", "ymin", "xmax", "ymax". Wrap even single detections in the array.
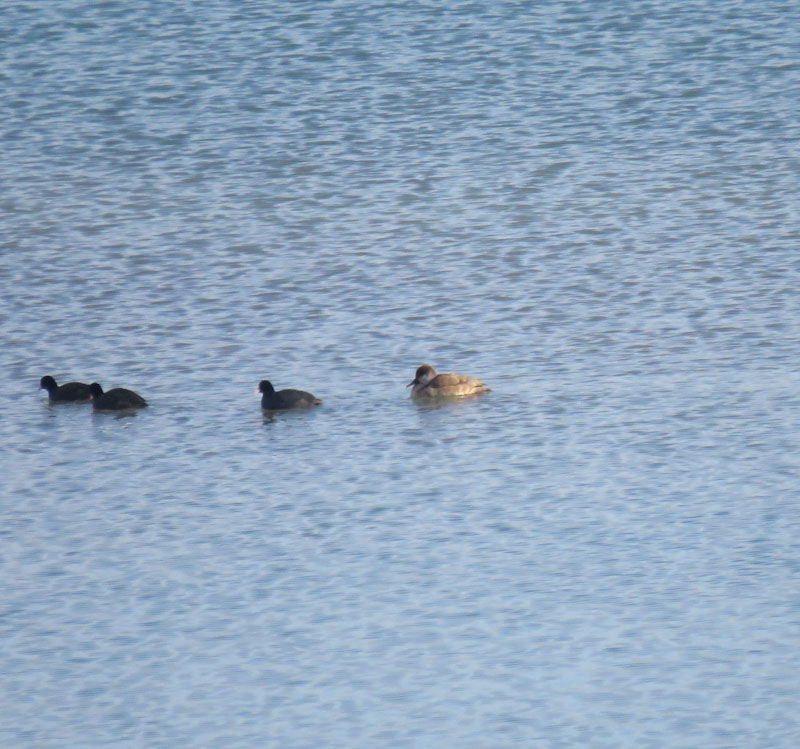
[{"xmin": 407, "ymin": 364, "xmax": 490, "ymax": 398}]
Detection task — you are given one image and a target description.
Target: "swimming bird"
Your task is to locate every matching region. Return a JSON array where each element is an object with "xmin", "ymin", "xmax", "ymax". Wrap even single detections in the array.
[
  {"xmin": 39, "ymin": 375, "xmax": 92, "ymax": 403},
  {"xmin": 257, "ymin": 380, "xmax": 321, "ymax": 410},
  {"xmin": 89, "ymin": 383, "xmax": 148, "ymax": 411},
  {"xmin": 407, "ymin": 364, "xmax": 490, "ymax": 398}
]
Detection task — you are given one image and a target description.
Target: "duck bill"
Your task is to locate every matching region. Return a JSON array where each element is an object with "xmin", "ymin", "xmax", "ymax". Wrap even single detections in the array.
[{"xmin": 406, "ymin": 379, "xmax": 417, "ymax": 388}]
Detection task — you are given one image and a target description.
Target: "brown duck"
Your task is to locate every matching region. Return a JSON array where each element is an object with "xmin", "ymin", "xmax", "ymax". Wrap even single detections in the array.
[{"xmin": 407, "ymin": 364, "xmax": 490, "ymax": 398}]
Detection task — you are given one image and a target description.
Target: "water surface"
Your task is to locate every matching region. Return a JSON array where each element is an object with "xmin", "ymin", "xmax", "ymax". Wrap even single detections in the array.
[{"xmin": 2, "ymin": 1, "xmax": 800, "ymax": 747}]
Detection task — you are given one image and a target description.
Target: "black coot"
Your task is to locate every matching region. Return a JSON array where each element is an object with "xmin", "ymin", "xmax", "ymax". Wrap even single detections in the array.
[
  {"xmin": 257, "ymin": 380, "xmax": 321, "ymax": 410},
  {"xmin": 89, "ymin": 383, "xmax": 148, "ymax": 411},
  {"xmin": 40, "ymin": 375, "xmax": 92, "ymax": 403}
]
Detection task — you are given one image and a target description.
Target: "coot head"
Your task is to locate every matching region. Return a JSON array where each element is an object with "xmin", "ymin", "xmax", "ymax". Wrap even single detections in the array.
[
  {"xmin": 257, "ymin": 380, "xmax": 275, "ymax": 395},
  {"xmin": 40, "ymin": 375, "xmax": 58, "ymax": 393},
  {"xmin": 89, "ymin": 383, "xmax": 104, "ymax": 399}
]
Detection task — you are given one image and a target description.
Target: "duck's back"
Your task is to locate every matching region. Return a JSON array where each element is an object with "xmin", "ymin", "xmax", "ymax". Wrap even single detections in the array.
[
  {"xmin": 94, "ymin": 387, "xmax": 148, "ymax": 410},
  {"xmin": 263, "ymin": 388, "xmax": 321, "ymax": 410},
  {"xmin": 423, "ymin": 372, "xmax": 489, "ymax": 397},
  {"xmin": 51, "ymin": 381, "xmax": 92, "ymax": 402}
]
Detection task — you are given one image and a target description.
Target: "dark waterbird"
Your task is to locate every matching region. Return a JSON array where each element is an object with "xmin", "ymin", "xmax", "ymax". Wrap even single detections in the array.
[
  {"xmin": 257, "ymin": 380, "xmax": 321, "ymax": 410},
  {"xmin": 89, "ymin": 383, "xmax": 148, "ymax": 411},
  {"xmin": 39, "ymin": 375, "xmax": 92, "ymax": 403}
]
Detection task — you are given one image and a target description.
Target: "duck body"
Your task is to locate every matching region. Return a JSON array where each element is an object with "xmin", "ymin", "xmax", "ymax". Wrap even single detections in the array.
[
  {"xmin": 257, "ymin": 380, "xmax": 321, "ymax": 410},
  {"xmin": 40, "ymin": 375, "xmax": 92, "ymax": 403},
  {"xmin": 407, "ymin": 364, "xmax": 490, "ymax": 398},
  {"xmin": 89, "ymin": 383, "xmax": 148, "ymax": 411}
]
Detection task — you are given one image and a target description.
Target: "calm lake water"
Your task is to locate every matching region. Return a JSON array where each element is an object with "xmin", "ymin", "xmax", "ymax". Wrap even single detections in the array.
[{"xmin": 2, "ymin": 1, "xmax": 800, "ymax": 746}]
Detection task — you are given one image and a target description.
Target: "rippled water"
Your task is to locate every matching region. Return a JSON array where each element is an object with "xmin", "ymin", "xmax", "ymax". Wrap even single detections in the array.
[{"xmin": 3, "ymin": 1, "xmax": 800, "ymax": 746}]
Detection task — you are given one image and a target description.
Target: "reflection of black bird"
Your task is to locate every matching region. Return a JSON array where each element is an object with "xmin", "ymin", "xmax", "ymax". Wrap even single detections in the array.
[
  {"xmin": 89, "ymin": 383, "xmax": 148, "ymax": 411},
  {"xmin": 40, "ymin": 375, "xmax": 92, "ymax": 403},
  {"xmin": 257, "ymin": 380, "xmax": 321, "ymax": 410}
]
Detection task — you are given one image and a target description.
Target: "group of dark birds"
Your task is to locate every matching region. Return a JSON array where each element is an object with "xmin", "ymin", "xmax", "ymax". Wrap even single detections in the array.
[
  {"xmin": 40, "ymin": 376, "xmax": 148, "ymax": 411},
  {"xmin": 40, "ymin": 364, "xmax": 490, "ymax": 413}
]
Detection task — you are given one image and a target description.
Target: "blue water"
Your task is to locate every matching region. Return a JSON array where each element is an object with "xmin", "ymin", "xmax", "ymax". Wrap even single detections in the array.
[{"xmin": 2, "ymin": 1, "xmax": 800, "ymax": 747}]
